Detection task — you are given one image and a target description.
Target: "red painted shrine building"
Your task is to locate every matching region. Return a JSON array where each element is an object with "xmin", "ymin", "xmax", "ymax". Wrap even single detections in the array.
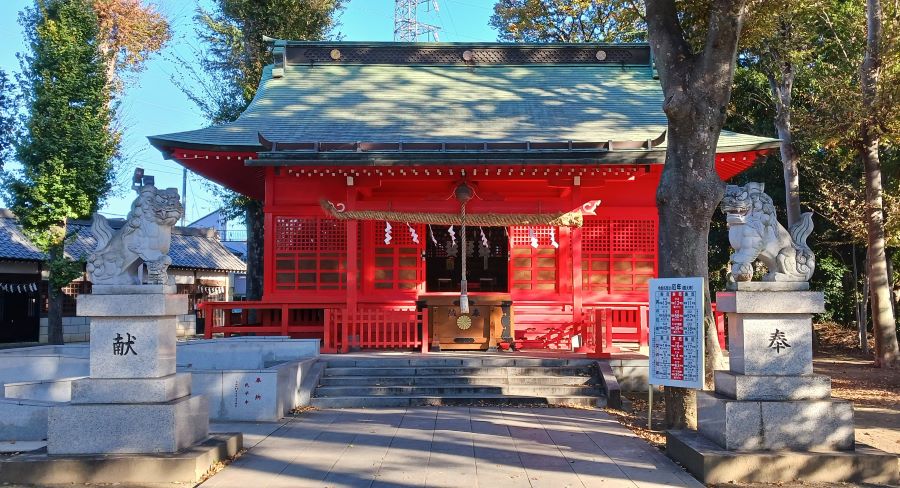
[{"xmin": 150, "ymin": 42, "xmax": 776, "ymax": 353}]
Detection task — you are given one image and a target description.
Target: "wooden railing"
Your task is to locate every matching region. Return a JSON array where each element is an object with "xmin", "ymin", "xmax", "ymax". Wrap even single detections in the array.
[
  {"xmin": 584, "ymin": 303, "xmax": 726, "ymax": 353},
  {"xmin": 325, "ymin": 307, "xmax": 429, "ymax": 354},
  {"xmin": 539, "ymin": 303, "xmax": 726, "ymax": 357},
  {"xmin": 196, "ymin": 300, "xmax": 724, "ymax": 356},
  {"xmin": 198, "ymin": 301, "xmax": 327, "ymax": 338},
  {"xmin": 197, "ymin": 301, "xmax": 429, "ymax": 353},
  {"xmin": 584, "ymin": 303, "xmax": 650, "ymax": 346}
]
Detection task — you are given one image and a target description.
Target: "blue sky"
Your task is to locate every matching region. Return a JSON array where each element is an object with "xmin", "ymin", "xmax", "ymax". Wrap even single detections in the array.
[{"xmin": 0, "ymin": 0, "xmax": 497, "ymax": 223}]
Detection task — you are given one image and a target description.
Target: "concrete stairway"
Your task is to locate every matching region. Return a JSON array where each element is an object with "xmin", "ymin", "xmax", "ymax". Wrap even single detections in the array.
[{"xmin": 310, "ymin": 356, "xmax": 605, "ymax": 408}]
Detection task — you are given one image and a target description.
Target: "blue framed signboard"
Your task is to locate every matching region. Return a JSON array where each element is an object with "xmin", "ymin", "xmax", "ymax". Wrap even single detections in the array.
[{"xmin": 648, "ymin": 277, "xmax": 705, "ymax": 389}]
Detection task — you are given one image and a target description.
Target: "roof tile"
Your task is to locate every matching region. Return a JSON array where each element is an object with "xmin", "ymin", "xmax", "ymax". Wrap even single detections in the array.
[
  {"xmin": 150, "ymin": 62, "xmax": 777, "ymax": 152},
  {"xmin": 0, "ymin": 211, "xmax": 246, "ymax": 273}
]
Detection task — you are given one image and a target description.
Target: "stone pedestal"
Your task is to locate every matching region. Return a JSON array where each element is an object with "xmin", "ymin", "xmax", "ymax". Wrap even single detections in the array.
[
  {"xmin": 667, "ymin": 289, "xmax": 898, "ymax": 485},
  {"xmin": 699, "ymin": 290, "xmax": 854, "ymax": 451},
  {"xmin": 47, "ymin": 290, "xmax": 209, "ymax": 455}
]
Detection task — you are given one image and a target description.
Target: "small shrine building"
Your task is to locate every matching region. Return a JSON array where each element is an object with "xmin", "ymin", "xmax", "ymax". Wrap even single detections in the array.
[{"xmin": 150, "ymin": 41, "xmax": 777, "ymax": 353}]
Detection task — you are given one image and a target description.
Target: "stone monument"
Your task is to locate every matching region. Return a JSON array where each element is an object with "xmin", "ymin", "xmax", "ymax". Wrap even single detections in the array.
[
  {"xmin": 46, "ymin": 180, "xmax": 210, "ymax": 455},
  {"xmin": 667, "ymin": 182, "xmax": 897, "ymax": 484}
]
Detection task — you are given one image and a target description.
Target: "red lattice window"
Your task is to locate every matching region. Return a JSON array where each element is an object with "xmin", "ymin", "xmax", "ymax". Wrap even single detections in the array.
[
  {"xmin": 610, "ymin": 220, "xmax": 656, "ymax": 253},
  {"xmin": 582, "ymin": 218, "xmax": 657, "ymax": 293},
  {"xmin": 582, "ymin": 220, "xmax": 610, "ymax": 292},
  {"xmin": 274, "ymin": 217, "xmax": 347, "ymax": 291},
  {"xmin": 372, "ymin": 222, "xmax": 423, "ymax": 292},
  {"xmin": 61, "ymin": 280, "xmax": 91, "ymax": 317},
  {"xmin": 510, "ymin": 226, "xmax": 558, "ymax": 292}
]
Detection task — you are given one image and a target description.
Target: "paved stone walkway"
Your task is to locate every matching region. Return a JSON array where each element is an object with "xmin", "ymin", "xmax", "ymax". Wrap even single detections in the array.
[{"xmin": 203, "ymin": 407, "xmax": 702, "ymax": 488}]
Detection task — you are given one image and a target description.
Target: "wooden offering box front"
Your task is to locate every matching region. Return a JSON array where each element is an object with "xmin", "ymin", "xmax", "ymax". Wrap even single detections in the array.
[{"xmin": 418, "ymin": 293, "xmax": 514, "ymax": 351}]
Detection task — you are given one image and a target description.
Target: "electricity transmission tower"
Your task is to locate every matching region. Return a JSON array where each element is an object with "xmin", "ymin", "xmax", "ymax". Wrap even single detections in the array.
[{"xmin": 394, "ymin": 0, "xmax": 441, "ymax": 42}]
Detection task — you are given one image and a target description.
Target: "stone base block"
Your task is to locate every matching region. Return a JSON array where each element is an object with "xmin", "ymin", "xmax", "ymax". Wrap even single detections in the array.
[
  {"xmin": 714, "ymin": 371, "xmax": 831, "ymax": 400},
  {"xmin": 91, "ymin": 284, "xmax": 177, "ymax": 295},
  {"xmin": 89, "ymin": 316, "xmax": 176, "ymax": 379},
  {"xmin": 728, "ymin": 313, "xmax": 813, "ymax": 376},
  {"xmin": 716, "ymin": 291, "xmax": 825, "ymax": 314},
  {"xmin": 78, "ymin": 292, "xmax": 187, "ymax": 317},
  {"xmin": 0, "ymin": 433, "xmax": 241, "ymax": 485},
  {"xmin": 47, "ymin": 395, "xmax": 208, "ymax": 455},
  {"xmin": 71, "ymin": 373, "xmax": 192, "ymax": 404},
  {"xmin": 667, "ymin": 430, "xmax": 898, "ymax": 485},
  {"xmin": 697, "ymin": 392, "xmax": 854, "ymax": 451},
  {"xmin": 725, "ymin": 281, "xmax": 810, "ymax": 291}
]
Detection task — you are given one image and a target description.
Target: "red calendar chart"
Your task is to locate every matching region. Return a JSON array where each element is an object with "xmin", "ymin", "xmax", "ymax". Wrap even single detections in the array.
[{"xmin": 649, "ymin": 278, "xmax": 705, "ymax": 389}]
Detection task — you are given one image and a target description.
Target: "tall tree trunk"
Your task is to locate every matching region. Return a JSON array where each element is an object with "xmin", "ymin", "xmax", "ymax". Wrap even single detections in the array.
[
  {"xmin": 47, "ymin": 287, "xmax": 64, "ymax": 345},
  {"xmin": 860, "ymin": 0, "xmax": 899, "ymax": 368},
  {"xmin": 245, "ymin": 198, "xmax": 264, "ymax": 302},
  {"xmin": 885, "ymin": 247, "xmax": 896, "ymax": 320},
  {"xmin": 657, "ymin": 122, "xmax": 728, "ymax": 429},
  {"xmin": 768, "ymin": 65, "xmax": 802, "ymax": 227},
  {"xmin": 853, "ymin": 247, "xmax": 870, "ymax": 354},
  {"xmin": 861, "ymin": 135, "xmax": 898, "ymax": 366},
  {"xmin": 860, "ymin": 268, "xmax": 870, "ymax": 353},
  {"xmin": 646, "ymin": 0, "xmax": 746, "ymax": 428},
  {"xmin": 47, "ymin": 245, "xmax": 64, "ymax": 345}
]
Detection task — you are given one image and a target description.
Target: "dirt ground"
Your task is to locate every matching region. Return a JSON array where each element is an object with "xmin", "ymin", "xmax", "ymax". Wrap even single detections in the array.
[{"xmin": 605, "ymin": 322, "xmax": 899, "ymax": 486}]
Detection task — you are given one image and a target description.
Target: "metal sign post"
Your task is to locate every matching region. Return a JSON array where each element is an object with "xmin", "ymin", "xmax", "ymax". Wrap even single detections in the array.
[{"xmin": 647, "ymin": 277, "xmax": 705, "ymax": 430}]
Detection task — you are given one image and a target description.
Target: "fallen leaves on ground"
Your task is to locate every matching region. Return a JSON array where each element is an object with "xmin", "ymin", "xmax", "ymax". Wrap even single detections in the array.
[
  {"xmin": 197, "ymin": 448, "xmax": 246, "ymax": 484},
  {"xmin": 814, "ymin": 322, "xmax": 899, "ymax": 410},
  {"xmin": 603, "ymin": 394, "xmax": 666, "ymax": 449},
  {"xmin": 290, "ymin": 405, "xmax": 317, "ymax": 415}
]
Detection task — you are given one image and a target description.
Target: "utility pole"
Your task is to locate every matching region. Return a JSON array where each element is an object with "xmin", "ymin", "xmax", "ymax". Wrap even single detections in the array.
[
  {"xmin": 394, "ymin": 0, "xmax": 441, "ymax": 42},
  {"xmin": 181, "ymin": 166, "xmax": 188, "ymax": 226}
]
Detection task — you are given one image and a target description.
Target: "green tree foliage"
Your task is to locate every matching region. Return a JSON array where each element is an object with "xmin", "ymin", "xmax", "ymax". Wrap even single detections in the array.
[
  {"xmin": 178, "ymin": 0, "xmax": 344, "ymax": 301},
  {"xmin": 5, "ymin": 0, "xmax": 117, "ymax": 344},
  {"xmin": 488, "ymin": 0, "xmax": 899, "ymax": 361},
  {"xmin": 183, "ymin": 0, "xmax": 344, "ymax": 125},
  {"xmin": 490, "ymin": 0, "xmax": 644, "ymax": 43},
  {"xmin": 0, "ymin": 70, "xmax": 17, "ymax": 168},
  {"xmin": 92, "ymin": 0, "xmax": 171, "ymax": 94},
  {"xmin": 814, "ymin": 253, "xmax": 857, "ymax": 326}
]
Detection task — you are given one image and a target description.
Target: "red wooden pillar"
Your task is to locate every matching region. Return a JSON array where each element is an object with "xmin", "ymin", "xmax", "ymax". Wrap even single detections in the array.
[
  {"xmin": 201, "ymin": 303, "xmax": 212, "ymax": 339},
  {"xmin": 589, "ymin": 308, "xmax": 620, "ymax": 358},
  {"xmin": 420, "ymin": 308, "xmax": 429, "ymax": 353},
  {"xmin": 639, "ymin": 305, "xmax": 649, "ymax": 347},
  {"xmin": 323, "ymin": 309, "xmax": 332, "ymax": 353},
  {"xmin": 263, "ymin": 166, "xmax": 274, "ymax": 298},
  {"xmin": 362, "ymin": 221, "xmax": 375, "ymax": 294},
  {"xmin": 345, "ymin": 182, "xmax": 358, "ymax": 347},
  {"xmin": 570, "ymin": 185, "xmax": 583, "ymax": 323}
]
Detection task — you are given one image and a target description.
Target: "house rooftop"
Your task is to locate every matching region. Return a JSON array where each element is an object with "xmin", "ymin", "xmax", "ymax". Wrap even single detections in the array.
[{"xmin": 0, "ymin": 209, "xmax": 246, "ymax": 273}]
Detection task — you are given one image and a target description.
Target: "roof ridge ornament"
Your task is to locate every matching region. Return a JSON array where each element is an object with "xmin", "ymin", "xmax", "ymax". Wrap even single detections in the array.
[{"xmin": 272, "ymin": 42, "xmax": 286, "ymax": 78}]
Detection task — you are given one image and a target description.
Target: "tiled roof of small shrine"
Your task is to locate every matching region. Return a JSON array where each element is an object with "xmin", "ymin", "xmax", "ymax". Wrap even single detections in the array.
[
  {"xmin": 149, "ymin": 42, "xmax": 778, "ymax": 158},
  {"xmin": 0, "ymin": 210, "xmax": 246, "ymax": 272},
  {"xmin": 0, "ymin": 210, "xmax": 46, "ymax": 261},
  {"xmin": 65, "ymin": 221, "xmax": 247, "ymax": 272}
]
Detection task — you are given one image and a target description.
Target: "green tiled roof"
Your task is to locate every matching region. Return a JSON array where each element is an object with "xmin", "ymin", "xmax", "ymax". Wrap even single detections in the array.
[{"xmin": 149, "ymin": 44, "xmax": 777, "ymax": 155}]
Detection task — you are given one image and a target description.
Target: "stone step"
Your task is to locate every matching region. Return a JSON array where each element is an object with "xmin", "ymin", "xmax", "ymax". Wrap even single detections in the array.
[
  {"xmin": 309, "ymin": 394, "xmax": 605, "ymax": 409},
  {"xmin": 319, "ymin": 375, "xmax": 597, "ymax": 387},
  {"xmin": 314, "ymin": 385, "xmax": 601, "ymax": 397},
  {"xmin": 322, "ymin": 366, "xmax": 594, "ymax": 377},
  {"xmin": 322, "ymin": 357, "xmax": 594, "ymax": 368}
]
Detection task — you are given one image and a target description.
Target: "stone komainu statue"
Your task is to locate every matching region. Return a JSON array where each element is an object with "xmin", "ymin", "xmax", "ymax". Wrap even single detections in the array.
[
  {"xmin": 86, "ymin": 185, "xmax": 184, "ymax": 285},
  {"xmin": 720, "ymin": 182, "xmax": 815, "ymax": 282}
]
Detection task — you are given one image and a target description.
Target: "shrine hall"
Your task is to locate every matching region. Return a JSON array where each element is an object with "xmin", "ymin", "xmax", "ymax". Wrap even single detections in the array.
[{"xmin": 149, "ymin": 41, "xmax": 778, "ymax": 354}]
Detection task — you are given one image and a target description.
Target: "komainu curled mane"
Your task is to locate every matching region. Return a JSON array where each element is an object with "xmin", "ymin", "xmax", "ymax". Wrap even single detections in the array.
[
  {"xmin": 720, "ymin": 182, "xmax": 815, "ymax": 282},
  {"xmin": 86, "ymin": 185, "xmax": 183, "ymax": 285}
]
